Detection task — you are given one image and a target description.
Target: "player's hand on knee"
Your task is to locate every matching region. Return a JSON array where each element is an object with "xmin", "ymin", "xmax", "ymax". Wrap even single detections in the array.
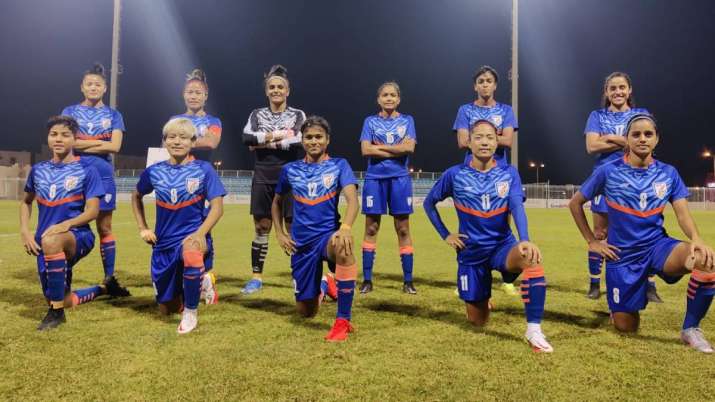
[
  {"xmin": 690, "ymin": 240, "xmax": 715, "ymax": 272},
  {"xmin": 184, "ymin": 232, "xmax": 207, "ymax": 252},
  {"xmin": 588, "ymin": 239, "xmax": 620, "ymax": 261},
  {"xmin": 41, "ymin": 222, "xmax": 71, "ymax": 238},
  {"xmin": 277, "ymin": 232, "xmax": 296, "ymax": 255},
  {"xmin": 445, "ymin": 233, "xmax": 467, "ymax": 251},
  {"xmin": 139, "ymin": 229, "xmax": 157, "ymax": 245},
  {"xmin": 518, "ymin": 241, "xmax": 542, "ymax": 266},
  {"xmin": 21, "ymin": 231, "xmax": 41, "ymax": 256},
  {"xmin": 332, "ymin": 229, "xmax": 353, "ymax": 257}
]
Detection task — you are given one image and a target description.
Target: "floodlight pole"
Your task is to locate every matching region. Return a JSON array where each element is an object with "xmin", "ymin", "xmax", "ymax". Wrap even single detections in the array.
[
  {"xmin": 510, "ymin": 0, "xmax": 519, "ymax": 171},
  {"xmin": 109, "ymin": 0, "xmax": 121, "ymax": 169}
]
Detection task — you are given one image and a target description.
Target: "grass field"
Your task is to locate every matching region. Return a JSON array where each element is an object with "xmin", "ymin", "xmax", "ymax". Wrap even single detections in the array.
[{"xmin": 0, "ymin": 200, "xmax": 714, "ymax": 401}]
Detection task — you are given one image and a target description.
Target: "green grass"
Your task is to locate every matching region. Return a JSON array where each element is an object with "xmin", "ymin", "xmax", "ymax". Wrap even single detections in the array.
[{"xmin": 0, "ymin": 200, "xmax": 714, "ymax": 401}]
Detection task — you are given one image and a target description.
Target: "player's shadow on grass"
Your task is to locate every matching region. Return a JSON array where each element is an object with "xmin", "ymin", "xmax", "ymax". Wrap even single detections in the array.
[
  {"xmin": 105, "ymin": 296, "xmax": 176, "ymax": 323},
  {"xmin": 368, "ymin": 273, "xmax": 456, "ymax": 289},
  {"xmin": 362, "ymin": 299, "xmax": 523, "ymax": 343},
  {"xmin": 228, "ymin": 296, "xmax": 330, "ymax": 330},
  {"xmin": 0, "ymin": 287, "xmax": 48, "ymax": 320},
  {"xmin": 496, "ymin": 306, "xmax": 611, "ymax": 329},
  {"xmin": 214, "ymin": 276, "xmax": 292, "ymax": 290}
]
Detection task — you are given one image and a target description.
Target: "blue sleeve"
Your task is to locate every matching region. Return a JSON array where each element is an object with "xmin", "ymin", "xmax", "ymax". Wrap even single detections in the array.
[
  {"xmin": 112, "ymin": 109, "xmax": 126, "ymax": 131},
  {"xmin": 203, "ymin": 164, "xmax": 227, "ymax": 201},
  {"xmin": 136, "ymin": 168, "xmax": 154, "ymax": 195},
  {"xmin": 24, "ymin": 167, "xmax": 35, "ymax": 193},
  {"xmin": 338, "ymin": 159, "xmax": 358, "ymax": 188},
  {"xmin": 579, "ymin": 165, "xmax": 607, "ymax": 200},
  {"xmin": 584, "ymin": 111, "xmax": 600, "ymax": 135},
  {"xmin": 423, "ymin": 169, "xmax": 454, "ymax": 239},
  {"xmin": 275, "ymin": 166, "xmax": 291, "ymax": 195},
  {"xmin": 669, "ymin": 167, "xmax": 689, "ymax": 202},
  {"xmin": 507, "ymin": 167, "xmax": 529, "ymax": 241},
  {"xmin": 503, "ymin": 106, "xmax": 518, "ymax": 130},
  {"xmin": 359, "ymin": 117, "xmax": 372, "ymax": 142},
  {"xmin": 212, "ymin": 116, "xmax": 222, "ymax": 129},
  {"xmin": 83, "ymin": 167, "xmax": 105, "ymax": 199},
  {"xmin": 407, "ymin": 115, "xmax": 417, "ymax": 141},
  {"xmin": 452, "ymin": 105, "xmax": 468, "ymax": 131},
  {"xmin": 60, "ymin": 106, "xmax": 72, "ymax": 116}
]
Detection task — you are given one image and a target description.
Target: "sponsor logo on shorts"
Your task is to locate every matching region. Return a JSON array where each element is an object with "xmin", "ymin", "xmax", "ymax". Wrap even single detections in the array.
[
  {"xmin": 594, "ymin": 195, "xmax": 602, "ymax": 205},
  {"xmin": 104, "ymin": 193, "xmax": 113, "ymax": 203},
  {"xmin": 407, "ymin": 197, "xmax": 412, "ymax": 206},
  {"xmin": 653, "ymin": 182, "xmax": 667, "ymax": 199}
]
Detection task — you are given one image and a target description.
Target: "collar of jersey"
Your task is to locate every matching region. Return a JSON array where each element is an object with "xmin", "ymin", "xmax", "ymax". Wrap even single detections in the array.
[
  {"xmin": 622, "ymin": 153, "xmax": 655, "ymax": 169},
  {"xmin": 377, "ymin": 111, "xmax": 401, "ymax": 119},
  {"xmin": 167, "ymin": 155, "xmax": 196, "ymax": 168},
  {"xmin": 303, "ymin": 154, "xmax": 330, "ymax": 164},
  {"xmin": 465, "ymin": 157, "xmax": 497, "ymax": 173},
  {"xmin": 50, "ymin": 155, "xmax": 80, "ymax": 166}
]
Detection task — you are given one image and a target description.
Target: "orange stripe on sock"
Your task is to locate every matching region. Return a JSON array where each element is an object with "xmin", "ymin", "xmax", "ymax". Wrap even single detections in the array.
[
  {"xmin": 362, "ymin": 241, "xmax": 376, "ymax": 251},
  {"xmin": 522, "ymin": 266, "xmax": 545, "ymax": 279},
  {"xmin": 692, "ymin": 270, "xmax": 715, "ymax": 282},
  {"xmin": 336, "ymin": 264, "xmax": 357, "ymax": 281},
  {"xmin": 399, "ymin": 245, "xmax": 414, "ymax": 255},
  {"xmin": 182, "ymin": 249, "xmax": 204, "ymax": 266},
  {"xmin": 100, "ymin": 234, "xmax": 115, "ymax": 243},
  {"xmin": 44, "ymin": 252, "xmax": 66, "ymax": 261}
]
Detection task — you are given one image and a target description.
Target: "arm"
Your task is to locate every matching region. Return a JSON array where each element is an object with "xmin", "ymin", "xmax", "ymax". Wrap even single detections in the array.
[
  {"xmin": 423, "ymin": 178, "xmax": 467, "ymax": 250},
  {"xmin": 75, "ymin": 130, "xmax": 124, "ymax": 154},
  {"xmin": 19, "ymin": 192, "xmax": 40, "ymax": 255},
  {"xmin": 361, "ymin": 140, "xmax": 394, "ymax": 158},
  {"xmin": 585, "ymin": 132, "xmax": 624, "ymax": 155},
  {"xmin": 272, "ymin": 193, "xmax": 296, "ymax": 254},
  {"xmin": 41, "ymin": 198, "xmax": 100, "ymax": 238},
  {"xmin": 376, "ymin": 138, "xmax": 416, "ymax": 156},
  {"xmin": 194, "ymin": 126, "xmax": 221, "ymax": 150},
  {"xmin": 568, "ymin": 191, "xmax": 619, "ymax": 260},
  {"xmin": 498, "ymin": 127, "xmax": 514, "ymax": 148},
  {"xmin": 331, "ymin": 184, "xmax": 359, "ymax": 256},
  {"xmin": 672, "ymin": 198, "xmax": 714, "ymax": 269},
  {"xmin": 131, "ymin": 190, "xmax": 157, "ymax": 245},
  {"xmin": 456, "ymin": 128, "xmax": 469, "ymax": 149},
  {"xmin": 509, "ymin": 195, "xmax": 530, "ymax": 242}
]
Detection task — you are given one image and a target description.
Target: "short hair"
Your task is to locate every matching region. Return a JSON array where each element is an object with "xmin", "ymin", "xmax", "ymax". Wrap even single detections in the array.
[
  {"xmin": 469, "ymin": 119, "xmax": 498, "ymax": 135},
  {"xmin": 162, "ymin": 118, "xmax": 197, "ymax": 140},
  {"xmin": 377, "ymin": 81, "xmax": 401, "ymax": 97},
  {"xmin": 625, "ymin": 113, "xmax": 658, "ymax": 136},
  {"xmin": 186, "ymin": 68, "xmax": 208, "ymax": 91},
  {"xmin": 83, "ymin": 63, "xmax": 107, "ymax": 82},
  {"xmin": 47, "ymin": 115, "xmax": 79, "ymax": 134},
  {"xmin": 472, "ymin": 65, "xmax": 499, "ymax": 84},
  {"xmin": 301, "ymin": 115, "xmax": 331, "ymax": 136}
]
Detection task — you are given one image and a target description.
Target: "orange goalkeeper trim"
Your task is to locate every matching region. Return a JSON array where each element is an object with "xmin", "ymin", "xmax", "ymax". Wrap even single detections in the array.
[
  {"xmin": 182, "ymin": 249, "xmax": 204, "ymax": 267},
  {"xmin": 522, "ymin": 266, "xmax": 545, "ymax": 279},
  {"xmin": 692, "ymin": 270, "xmax": 715, "ymax": 282},
  {"xmin": 335, "ymin": 264, "xmax": 357, "ymax": 281},
  {"xmin": 44, "ymin": 252, "xmax": 66, "ymax": 261},
  {"xmin": 361, "ymin": 241, "xmax": 376, "ymax": 251},
  {"xmin": 399, "ymin": 245, "xmax": 414, "ymax": 255}
]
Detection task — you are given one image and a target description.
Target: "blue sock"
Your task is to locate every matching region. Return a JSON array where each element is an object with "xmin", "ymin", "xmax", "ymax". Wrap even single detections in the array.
[
  {"xmin": 100, "ymin": 235, "xmax": 116, "ymax": 278},
  {"xmin": 320, "ymin": 277, "xmax": 328, "ymax": 295},
  {"xmin": 588, "ymin": 252, "xmax": 602, "ymax": 285},
  {"xmin": 182, "ymin": 250, "xmax": 204, "ymax": 310},
  {"xmin": 399, "ymin": 246, "xmax": 414, "ymax": 282},
  {"xmin": 72, "ymin": 285, "xmax": 103, "ymax": 306},
  {"xmin": 521, "ymin": 267, "xmax": 546, "ymax": 324},
  {"xmin": 45, "ymin": 252, "xmax": 67, "ymax": 303},
  {"xmin": 336, "ymin": 265, "xmax": 356, "ymax": 321},
  {"xmin": 362, "ymin": 242, "xmax": 376, "ymax": 282},
  {"xmin": 683, "ymin": 272, "xmax": 715, "ymax": 329}
]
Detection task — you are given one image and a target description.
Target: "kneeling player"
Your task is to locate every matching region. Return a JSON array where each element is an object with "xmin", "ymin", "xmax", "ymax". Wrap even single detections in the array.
[
  {"xmin": 424, "ymin": 119, "xmax": 553, "ymax": 353},
  {"xmin": 569, "ymin": 114, "xmax": 715, "ymax": 353},
  {"xmin": 20, "ymin": 116, "xmax": 122, "ymax": 330},
  {"xmin": 131, "ymin": 118, "xmax": 226, "ymax": 334},
  {"xmin": 272, "ymin": 116, "xmax": 359, "ymax": 342}
]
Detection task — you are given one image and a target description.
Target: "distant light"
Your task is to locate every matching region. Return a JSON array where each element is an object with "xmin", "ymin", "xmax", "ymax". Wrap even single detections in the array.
[
  {"xmin": 409, "ymin": 168, "xmax": 414, "ymax": 173},
  {"xmin": 707, "ymin": 182, "xmax": 715, "ymax": 188},
  {"xmin": 529, "ymin": 162, "xmax": 535, "ymax": 168},
  {"xmin": 540, "ymin": 163, "xmax": 545, "ymax": 168},
  {"xmin": 703, "ymin": 150, "xmax": 712, "ymax": 158}
]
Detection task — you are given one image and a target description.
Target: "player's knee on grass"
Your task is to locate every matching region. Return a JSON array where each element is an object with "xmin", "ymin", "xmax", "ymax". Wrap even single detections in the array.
[
  {"xmin": 40, "ymin": 234, "xmax": 64, "ymax": 254},
  {"xmin": 466, "ymin": 300, "xmax": 490, "ymax": 327},
  {"xmin": 335, "ymin": 242, "xmax": 355, "ymax": 266},
  {"xmin": 296, "ymin": 299, "xmax": 319, "ymax": 318},
  {"xmin": 612, "ymin": 312, "xmax": 639, "ymax": 333},
  {"xmin": 159, "ymin": 297, "xmax": 183, "ymax": 315}
]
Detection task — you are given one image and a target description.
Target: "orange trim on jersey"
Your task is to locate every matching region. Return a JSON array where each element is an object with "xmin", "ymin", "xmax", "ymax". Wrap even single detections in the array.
[
  {"xmin": 293, "ymin": 191, "xmax": 337, "ymax": 206},
  {"xmin": 399, "ymin": 245, "xmax": 414, "ymax": 255},
  {"xmin": 692, "ymin": 270, "xmax": 715, "ymax": 282},
  {"xmin": 77, "ymin": 132, "xmax": 112, "ymax": 140},
  {"xmin": 335, "ymin": 264, "xmax": 357, "ymax": 281},
  {"xmin": 36, "ymin": 194, "xmax": 84, "ymax": 207},
  {"xmin": 606, "ymin": 200, "xmax": 665, "ymax": 218},
  {"xmin": 362, "ymin": 241, "xmax": 376, "ymax": 251},
  {"xmin": 44, "ymin": 252, "xmax": 66, "ymax": 261},
  {"xmin": 522, "ymin": 266, "xmax": 545, "ymax": 279},
  {"xmin": 156, "ymin": 195, "xmax": 204, "ymax": 210},
  {"xmin": 454, "ymin": 203, "xmax": 508, "ymax": 218}
]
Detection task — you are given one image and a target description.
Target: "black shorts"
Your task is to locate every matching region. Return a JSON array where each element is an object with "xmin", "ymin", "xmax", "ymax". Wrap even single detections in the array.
[{"xmin": 250, "ymin": 182, "xmax": 293, "ymax": 219}]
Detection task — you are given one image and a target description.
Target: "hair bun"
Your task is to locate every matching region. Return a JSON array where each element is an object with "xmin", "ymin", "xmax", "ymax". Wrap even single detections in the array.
[
  {"xmin": 265, "ymin": 64, "xmax": 288, "ymax": 79},
  {"xmin": 90, "ymin": 63, "xmax": 106, "ymax": 77},
  {"xmin": 186, "ymin": 68, "xmax": 207, "ymax": 83}
]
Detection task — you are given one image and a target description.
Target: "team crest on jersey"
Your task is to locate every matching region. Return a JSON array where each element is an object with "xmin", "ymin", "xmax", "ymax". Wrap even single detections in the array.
[
  {"xmin": 64, "ymin": 176, "xmax": 79, "ymax": 191},
  {"xmin": 101, "ymin": 118, "xmax": 111, "ymax": 130},
  {"xmin": 491, "ymin": 115, "xmax": 503, "ymax": 127},
  {"xmin": 198, "ymin": 125, "xmax": 208, "ymax": 137},
  {"xmin": 186, "ymin": 178, "xmax": 200, "ymax": 194},
  {"xmin": 397, "ymin": 125, "xmax": 406, "ymax": 137},
  {"xmin": 322, "ymin": 173, "xmax": 335, "ymax": 189},
  {"xmin": 653, "ymin": 182, "xmax": 668, "ymax": 200},
  {"xmin": 496, "ymin": 181, "xmax": 510, "ymax": 198}
]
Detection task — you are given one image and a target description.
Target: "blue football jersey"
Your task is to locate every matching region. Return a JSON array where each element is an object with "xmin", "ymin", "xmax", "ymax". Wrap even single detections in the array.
[
  {"xmin": 579, "ymin": 157, "xmax": 689, "ymax": 250},
  {"xmin": 136, "ymin": 158, "xmax": 226, "ymax": 250},
  {"xmin": 584, "ymin": 107, "xmax": 649, "ymax": 168},
  {"xmin": 276, "ymin": 157, "xmax": 358, "ymax": 247},
  {"xmin": 24, "ymin": 158, "xmax": 104, "ymax": 242},
  {"xmin": 427, "ymin": 161, "xmax": 524, "ymax": 251},
  {"xmin": 453, "ymin": 102, "xmax": 518, "ymax": 162},
  {"xmin": 359, "ymin": 113, "xmax": 416, "ymax": 179},
  {"xmin": 61, "ymin": 104, "xmax": 125, "ymax": 163},
  {"xmin": 169, "ymin": 113, "xmax": 222, "ymax": 161}
]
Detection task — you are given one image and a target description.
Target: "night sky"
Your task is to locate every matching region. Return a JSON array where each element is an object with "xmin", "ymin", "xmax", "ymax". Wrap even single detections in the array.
[{"xmin": 2, "ymin": 0, "xmax": 714, "ymax": 185}]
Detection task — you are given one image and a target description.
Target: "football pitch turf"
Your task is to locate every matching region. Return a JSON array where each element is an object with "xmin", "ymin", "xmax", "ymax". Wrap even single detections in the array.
[{"xmin": 0, "ymin": 200, "xmax": 713, "ymax": 401}]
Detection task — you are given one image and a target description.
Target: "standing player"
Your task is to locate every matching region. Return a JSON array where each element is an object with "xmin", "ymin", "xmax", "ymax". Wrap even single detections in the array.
[
  {"xmin": 424, "ymin": 120, "xmax": 553, "ymax": 353},
  {"xmin": 452, "ymin": 65, "xmax": 519, "ymax": 296},
  {"xmin": 20, "ymin": 116, "xmax": 123, "ymax": 330},
  {"xmin": 241, "ymin": 64, "xmax": 306, "ymax": 294},
  {"xmin": 569, "ymin": 114, "xmax": 715, "ymax": 353},
  {"xmin": 131, "ymin": 118, "xmax": 226, "ymax": 334},
  {"xmin": 61, "ymin": 63, "xmax": 130, "ymax": 296},
  {"xmin": 359, "ymin": 82, "xmax": 417, "ymax": 294},
  {"xmin": 582, "ymin": 72, "xmax": 662, "ymax": 302},
  {"xmin": 272, "ymin": 116, "xmax": 359, "ymax": 342},
  {"xmin": 169, "ymin": 68, "xmax": 222, "ymax": 304}
]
